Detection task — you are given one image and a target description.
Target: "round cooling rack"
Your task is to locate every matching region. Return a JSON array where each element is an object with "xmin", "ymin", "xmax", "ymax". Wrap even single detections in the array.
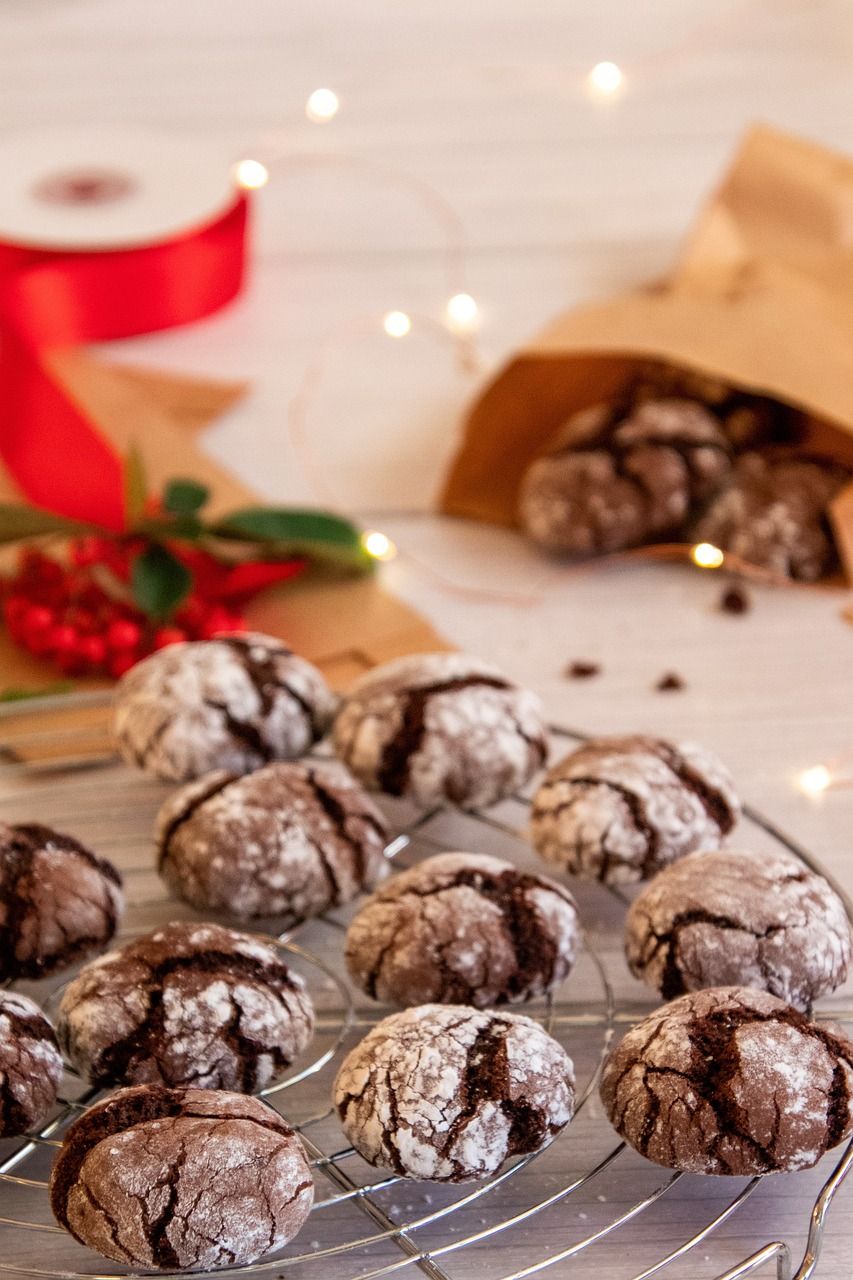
[{"xmin": 0, "ymin": 702, "xmax": 851, "ymax": 1280}]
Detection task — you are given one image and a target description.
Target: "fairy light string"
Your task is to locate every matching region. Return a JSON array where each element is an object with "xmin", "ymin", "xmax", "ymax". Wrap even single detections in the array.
[
  {"xmin": 232, "ymin": 43, "xmax": 853, "ymax": 803},
  {"xmin": 232, "ymin": 42, "xmax": 794, "ymax": 605}
]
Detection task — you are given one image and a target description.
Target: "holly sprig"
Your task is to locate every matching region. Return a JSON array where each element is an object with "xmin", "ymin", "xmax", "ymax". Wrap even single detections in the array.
[{"xmin": 0, "ymin": 450, "xmax": 373, "ymax": 623}]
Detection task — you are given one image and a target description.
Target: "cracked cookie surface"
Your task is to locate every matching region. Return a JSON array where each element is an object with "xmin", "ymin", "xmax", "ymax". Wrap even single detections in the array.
[
  {"xmin": 49, "ymin": 1084, "xmax": 314, "ymax": 1269},
  {"xmin": 693, "ymin": 451, "xmax": 849, "ymax": 581},
  {"xmin": 625, "ymin": 848, "xmax": 853, "ymax": 1009},
  {"xmin": 0, "ymin": 823, "xmax": 123, "ymax": 980},
  {"xmin": 332, "ymin": 652, "xmax": 547, "ymax": 809},
  {"xmin": 57, "ymin": 921, "xmax": 315, "ymax": 1090},
  {"xmin": 157, "ymin": 760, "xmax": 388, "ymax": 921},
  {"xmin": 530, "ymin": 734, "xmax": 740, "ymax": 885},
  {"xmin": 346, "ymin": 852, "xmax": 579, "ymax": 1008},
  {"xmin": 0, "ymin": 992, "xmax": 63, "ymax": 1136},
  {"xmin": 600, "ymin": 986, "xmax": 853, "ymax": 1175},
  {"xmin": 629, "ymin": 364, "xmax": 791, "ymax": 449},
  {"xmin": 518, "ymin": 397, "xmax": 732, "ymax": 556},
  {"xmin": 335, "ymin": 1003, "xmax": 575, "ymax": 1181},
  {"xmin": 114, "ymin": 632, "xmax": 336, "ymax": 782}
]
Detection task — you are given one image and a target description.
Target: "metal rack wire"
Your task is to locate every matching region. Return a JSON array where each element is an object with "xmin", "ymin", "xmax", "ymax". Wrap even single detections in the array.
[{"xmin": 0, "ymin": 700, "xmax": 851, "ymax": 1280}]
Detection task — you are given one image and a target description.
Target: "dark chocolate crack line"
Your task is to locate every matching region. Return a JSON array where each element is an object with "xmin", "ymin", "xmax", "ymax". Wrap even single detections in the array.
[
  {"xmin": 361, "ymin": 866, "xmax": 567, "ymax": 1001},
  {"xmin": 376, "ymin": 675, "xmax": 514, "ymax": 794},
  {"xmin": 650, "ymin": 741, "xmax": 737, "ymax": 834},
  {"xmin": 67, "ymin": 947, "xmax": 306, "ymax": 1090},
  {"xmin": 607, "ymin": 997, "xmax": 853, "ymax": 1173},
  {"xmin": 157, "ymin": 773, "xmax": 242, "ymax": 869},
  {"xmin": 220, "ymin": 635, "xmax": 321, "ymax": 737},
  {"xmin": 0, "ymin": 825, "xmax": 121, "ymax": 979},
  {"xmin": 302, "ymin": 767, "xmax": 383, "ymax": 884}
]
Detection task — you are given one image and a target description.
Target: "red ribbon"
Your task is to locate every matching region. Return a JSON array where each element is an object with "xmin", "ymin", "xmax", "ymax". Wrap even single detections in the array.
[{"xmin": 0, "ymin": 194, "xmax": 249, "ymax": 531}]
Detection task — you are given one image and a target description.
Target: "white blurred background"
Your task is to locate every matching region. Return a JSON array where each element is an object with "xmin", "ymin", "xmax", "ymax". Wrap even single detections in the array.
[{"xmin": 5, "ymin": 0, "xmax": 852, "ymax": 511}]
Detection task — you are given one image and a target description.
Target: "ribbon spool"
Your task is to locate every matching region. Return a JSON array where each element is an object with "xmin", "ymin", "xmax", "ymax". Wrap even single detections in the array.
[{"xmin": 0, "ymin": 129, "xmax": 249, "ymax": 530}]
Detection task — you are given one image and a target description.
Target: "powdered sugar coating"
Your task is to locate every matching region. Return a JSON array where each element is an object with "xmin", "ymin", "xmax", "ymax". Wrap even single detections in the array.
[
  {"xmin": 600, "ymin": 986, "xmax": 853, "ymax": 1175},
  {"xmin": 57, "ymin": 921, "xmax": 314, "ymax": 1090},
  {"xmin": 50, "ymin": 1085, "xmax": 313, "ymax": 1269},
  {"xmin": 335, "ymin": 1003, "xmax": 575, "ymax": 1182},
  {"xmin": 157, "ymin": 760, "xmax": 388, "ymax": 921},
  {"xmin": 626, "ymin": 848, "xmax": 853, "ymax": 1009},
  {"xmin": 0, "ymin": 824, "xmax": 124, "ymax": 980},
  {"xmin": 0, "ymin": 991, "xmax": 63, "ymax": 1136},
  {"xmin": 332, "ymin": 652, "xmax": 547, "ymax": 809},
  {"xmin": 519, "ymin": 398, "xmax": 731, "ymax": 557},
  {"xmin": 530, "ymin": 734, "xmax": 740, "ymax": 885},
  {"xmin": 346, "ymin": 852, "xmax": 579, "ymax": 1008},
  {"xmin": 114, "ymin": 632, "xmax": 336, "ymax": 782},
  {"xmin": 694, "ymin": 452, "xmax": 849, "ymax": 581}
]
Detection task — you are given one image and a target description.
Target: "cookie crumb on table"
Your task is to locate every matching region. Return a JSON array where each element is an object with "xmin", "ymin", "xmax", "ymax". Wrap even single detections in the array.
[
  {"xmin": 564, "ymin": 660, "xmax": 601, "ymax": 679},
  {"xmin": 719, "ymin": 583, "xmax": 751, "ymax": 614},
  {"xmin": 655, "ymin": 672, "xmax": 685, "ymax": 691}
]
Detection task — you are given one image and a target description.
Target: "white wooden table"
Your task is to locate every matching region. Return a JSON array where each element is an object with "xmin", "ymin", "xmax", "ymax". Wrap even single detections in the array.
[{"xmin": 2, "ymin": 2, "xmax": 853, "ymax": 1276}]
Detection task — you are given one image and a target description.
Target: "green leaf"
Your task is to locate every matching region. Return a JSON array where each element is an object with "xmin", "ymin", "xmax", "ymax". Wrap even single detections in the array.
[
  {"xmin": 131, "ymin": 544, "xmax": 192, "ymax": 621},
  {"xmin": 163, "ymin": 478, "xmax": 209, "ymax": 516},
  {"xmin": 0, "ymin": 505, "xmax": 97, "ymax": 544},
  {"xmin": 124, "ymin": 444, "xmax": 149, "ymax": 525},
  {"xmin": 209, "ymin": 508, "xmax": 372, "ymax": 571}
]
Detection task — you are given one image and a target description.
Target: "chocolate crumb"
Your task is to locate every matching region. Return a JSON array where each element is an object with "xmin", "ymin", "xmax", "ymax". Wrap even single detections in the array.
[
  {"xmin": 719, "ymin": 584, "xmax": 751, "ymax": 615},
  {"xmin": 565, "ymin": 661, "xmax": 601, "ymax": 679},
  {"xmin": 655, "ymin": 673, "xmax": 685, "ymax": 692}
]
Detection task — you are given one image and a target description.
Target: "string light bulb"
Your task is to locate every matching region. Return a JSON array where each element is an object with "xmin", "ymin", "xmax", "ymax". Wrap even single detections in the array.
[
  {"xmin": 691, "ymin": 542, "xmax": 725, "ymax": 570},
  {"xmin": 445, "ymin": 292, "xmax": 480, "ymax": 334},
  {"xmin": 306, "ymin": 88, "xmax": 340, "ymax": 123},
  {"xmin": 588, "ymin": 61, "xmax": 624, "ymax": 97},
  {"xmin": 233, "ymin": 158, "xmax": 269, "ymax": 190},
  {"xmin": 798, "ymin": 764, "xmax": 832, "ymax": 797},
  {"xmin": 361, "ymin": 530, "xmax": 397, "ymax": 561},
  {"xmin": 382, "ymin": 310, "xmax": 411, "ymax": 338}
]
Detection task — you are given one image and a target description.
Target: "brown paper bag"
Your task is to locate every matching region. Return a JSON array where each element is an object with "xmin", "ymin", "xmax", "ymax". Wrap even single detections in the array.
[{"xmin": 440, "ymin": 124, "xmax": 853, "ymax": 579}]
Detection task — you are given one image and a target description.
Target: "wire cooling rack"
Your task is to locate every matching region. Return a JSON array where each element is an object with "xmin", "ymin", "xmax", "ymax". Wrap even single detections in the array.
[{"xmin": 0, "ymin": 695, "xmax": 852, "ymax": 1280}]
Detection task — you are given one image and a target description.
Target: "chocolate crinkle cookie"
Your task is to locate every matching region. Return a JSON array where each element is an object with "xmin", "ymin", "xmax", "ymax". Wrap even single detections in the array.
[
  {"xmin": 49, "ymin": 1085, "xmax": 314, "ymax": 1269},
  {"xmin": 0, "ymin": 992, "xmax": 63, "ymax": 1136},
  {"xmin": 600, "ymin": 986, "xmax": 853, "ymax": 1175},
  {"xmin": 57, "ymin": 921, "xmax": 315, "ymax": 1091},
  {"xmin": 693, "ymin": 451, "xmax": 849, "ymax": 581},
  {"xmin": 625, "ymin": 849, "xmax": 853, "ymax": 1010},
  {"xmin": 332, "ymin": 652, "xmax": 547, "ymax": 809},
  {"xmin": 518, "ymin": 397, "xmax": 732, "ymax": 557},
  {"xmin": 630, "ymin": 363, "xmax": 794, "ymax": 449},
  {"xmin": 345, "ymin": 852, "xmax": 580, "ymax": 1008},
  {"xmin": 529, "ymin": 734, "xmax": 740, "ymax": 885},
  {"xmin": 335, "ymin": 1004, "xmax": 574, "ymax": 1182},
  {"xmin": 0, "ymin": 823, "xmax": 123, "ymax": 980},
  {"xmin": 113, "ymin": 631, "xmax": 337, "ymax": 782},
  {"xmin": 157, "ymin": 760, "xmax": 388, "ymax": 921}
]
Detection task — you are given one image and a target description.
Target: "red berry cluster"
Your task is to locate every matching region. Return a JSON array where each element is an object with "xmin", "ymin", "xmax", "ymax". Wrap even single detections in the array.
[{"xmin": 2, "ymin": 544, "xmax": 246, "ymax": 679}]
